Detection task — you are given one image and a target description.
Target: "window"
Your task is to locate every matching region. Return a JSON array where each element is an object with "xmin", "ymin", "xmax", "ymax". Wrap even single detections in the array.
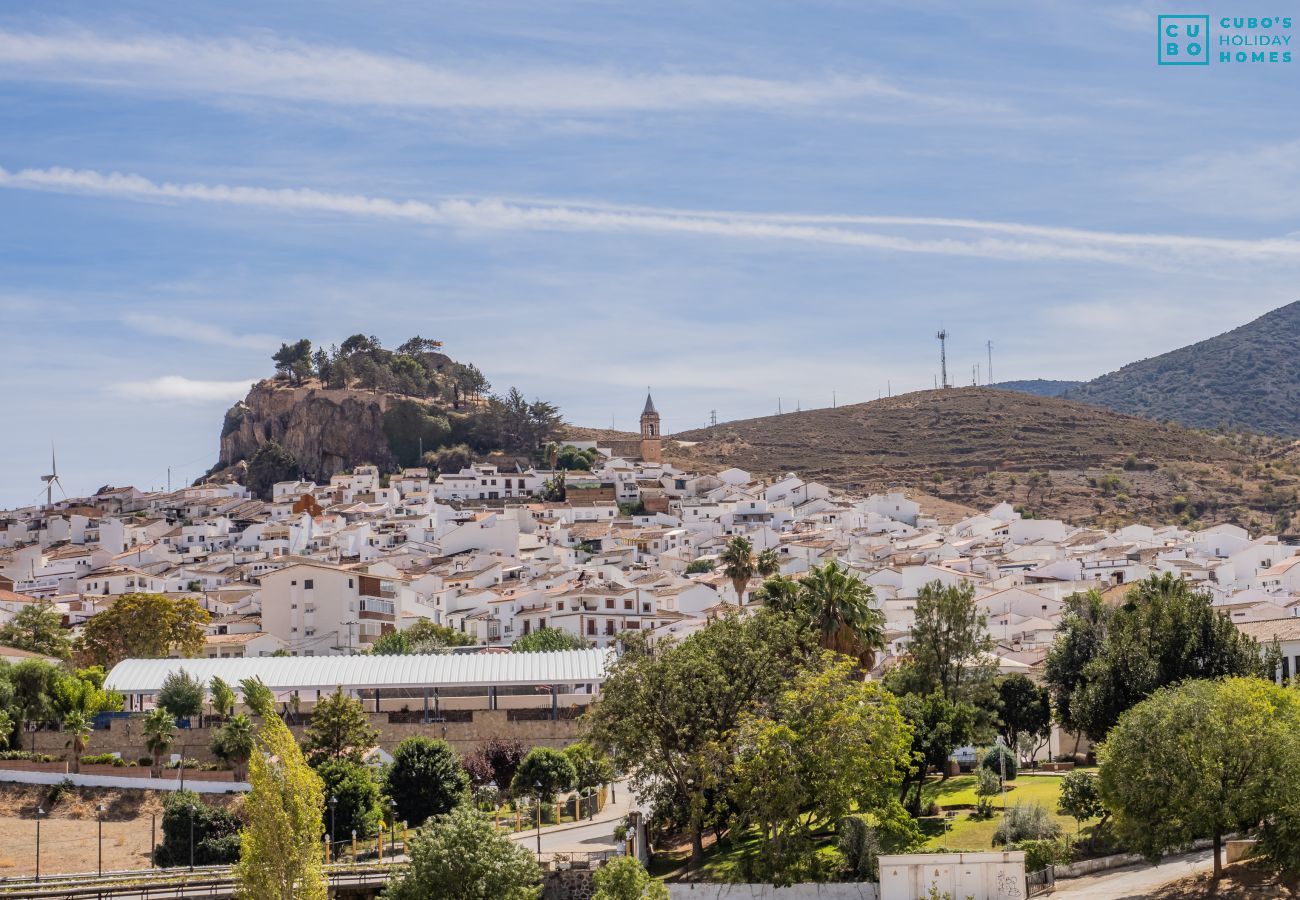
[
  {"xmin": 304, "ymin": 579, "xmax": 314, "ymax": 590},
  {"xmin": 348, "ymin": 578, "xmax": 354, "ymax": 588},
  {"xmin": 587, "ymin": 619, "xmax": 596, "ymax": 635},
  {"xmin": 557, "ymin": 601, "xmax": 565, "ymax": 610},
  {"xmin": 605, "ymin": 620, "xmax": 615, "ymax": 635},
  {"xmin": 605, "ymin": 598, "xmax": 614, "ymax": 609},
  {"xmin": 628, "ymin": 620, "xmax": 640, "ymax": 629},
  {"xmin": 624, "ymin": 599, "xmax": 633, "ymax": 610},
  {"xmin": 642, "ymin": 602, "xmax": 651, "ymax": 613},
  {"xmin": 291, "ymin": 580, "xmax": 297, "ymax": 586},
  {"xmin": 290, "ymin": 603, "xmax": 297, "ymax": 610}
]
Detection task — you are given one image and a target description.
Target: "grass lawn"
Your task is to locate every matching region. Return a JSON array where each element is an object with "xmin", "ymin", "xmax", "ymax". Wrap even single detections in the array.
[{"xmin": 919, "ymin": 772, "xmax": 1098, "ymax": 851}]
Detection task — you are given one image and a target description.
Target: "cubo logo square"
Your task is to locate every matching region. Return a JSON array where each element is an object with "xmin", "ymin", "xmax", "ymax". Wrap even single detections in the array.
[{"xmin": 1159, "ymin": 15, "xmax": 1211, "ymax": 64}]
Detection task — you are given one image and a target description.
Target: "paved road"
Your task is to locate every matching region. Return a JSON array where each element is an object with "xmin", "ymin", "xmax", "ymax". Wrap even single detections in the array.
[{"xmin": 1051, "ymin": 848, "xmax": 1216, "ymax": 899}]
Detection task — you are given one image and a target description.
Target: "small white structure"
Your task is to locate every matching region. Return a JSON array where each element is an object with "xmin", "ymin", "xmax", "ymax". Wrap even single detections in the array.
[{"xmin": 879, "ymin": 851, "xmax": 1026, "ymax": 900}]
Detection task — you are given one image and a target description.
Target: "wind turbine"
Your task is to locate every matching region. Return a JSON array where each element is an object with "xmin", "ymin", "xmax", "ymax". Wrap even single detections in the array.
[{"xmin": 41, "ymin": 446, "xmax": 65, "ymax": 508}]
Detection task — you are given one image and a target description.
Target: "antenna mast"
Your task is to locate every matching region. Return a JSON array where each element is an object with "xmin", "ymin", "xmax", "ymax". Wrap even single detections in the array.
[{"xmin": 937, "ymin": 330, "xmax": 949, "ymax": 389}]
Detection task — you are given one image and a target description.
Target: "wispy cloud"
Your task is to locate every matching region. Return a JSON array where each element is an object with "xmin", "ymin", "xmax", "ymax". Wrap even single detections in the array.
[
  {"xmin": 4, "ymin": 163, "xmax": 1300, "ymax": 267},
  {"xmin": 109, "ymin": 375, "xmax": 255, "ymax": 403},
  {"xmin": 122, "ymin": 313, "xmax": 281, "ymax": 350},
  {"xmin": 0, "ymin": 28, "xmax": 930, "ymax": 115}
]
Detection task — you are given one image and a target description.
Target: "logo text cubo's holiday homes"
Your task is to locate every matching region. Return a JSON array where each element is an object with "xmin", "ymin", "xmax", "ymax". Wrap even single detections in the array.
[{"xmin": 1159, "ymin": 15, "xmax": 1293, "ymax": 66}]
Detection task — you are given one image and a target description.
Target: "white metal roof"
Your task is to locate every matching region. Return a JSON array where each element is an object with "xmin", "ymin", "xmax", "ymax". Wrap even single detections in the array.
[{"xmin": 105, "ymin": 648, "xmax": 612, "ymax": 694}]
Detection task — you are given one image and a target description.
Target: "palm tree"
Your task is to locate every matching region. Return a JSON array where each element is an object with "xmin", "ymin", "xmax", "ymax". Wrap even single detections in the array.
[
  {"xmin": 756, "ymin": 548, "xmax": 781, "ymax": 578},
  {"xmin": 211, "ymin": 714, "xmax": 255, "ymax": 780},
  {"xmin": 143, "ymin": 708, "xmax": 175, "ymax": 778},
  {"xmin": 719, "ymin": 536, "xmax": 756, "ymax": 605},
  {"xmin": 63, "ymin": 711, "xmax": 93, "ymax": 774},
  {"xmin": 800, "ymin": 560, "xmax": 886, "ymax": 669},
  {"xmin": 752, "ymin": 574, "xmax": 805, "ymax": 616}
]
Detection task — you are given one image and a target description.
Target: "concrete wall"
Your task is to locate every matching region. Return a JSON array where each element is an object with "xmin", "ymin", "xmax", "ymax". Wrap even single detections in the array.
[
  {"xmin": 0, "ymin": 767, "xmax": 248, "ymax": 794},
  {"xmin": 666, "ymin": 887, "xmax": 877, "ymax": 899},
  {"xmin": 33, "ymin": 709, "xmax": 584, "ymax": 763}
]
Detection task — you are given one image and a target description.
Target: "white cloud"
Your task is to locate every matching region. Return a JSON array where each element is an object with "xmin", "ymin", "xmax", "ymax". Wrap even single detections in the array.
[
  {"xmin": 109, "ymin": 375, "xmax": 255, "ymax": 403},
  {"xmin": 4, "ymin": 163, "xmax": 1300, "ymax": 267},
  {"xmin": 0, "ymin": 28, "xmax": 927, "ymax": 114},
  {"xmin": 121, "ymin": 313, "xmax": 281, "ymax": 350}
]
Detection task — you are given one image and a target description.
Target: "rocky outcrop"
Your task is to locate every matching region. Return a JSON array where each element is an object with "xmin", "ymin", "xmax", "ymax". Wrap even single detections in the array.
[{"xmin": 218, "ymin": 380, "xmax": 397, "ymax": 480}]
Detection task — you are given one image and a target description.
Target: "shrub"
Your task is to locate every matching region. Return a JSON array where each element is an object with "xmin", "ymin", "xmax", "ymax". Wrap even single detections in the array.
[
  {"xmin": 974, "ymin": 766, "xmax": 1001, "ymax": 819},
  {"xmin": 44, "ymin": 778, "xmax": 74, "ymax": 809},
  {"xmin": 158, "ymin": 669, "xmax": 205, "ymax": 720},
  {"xmin": 153, "ymin": 789, "xmax": 242, "ymax": 867},
  {"xmin": 981, "ymin": 744, "xmax": 1018, "ymax": 781},
  {"xmin": 592, "ymin": 855, "xmax": 668, "ymax": 899},
  {"xmin": 385, "ymin": 737, "xmax": 469, "ymax": 827},
  {"xmin": 80, "ymin": 753, "xmax": 125, "ymax": 766},
  {"xmin": 1016, "ymin": 836, "xmax": 1075, "ymax": 872},
  {"xmin": 685, "ymin": 559, "xmax": 715, "ymax": 574},
  {"xmin": 316, "ymin": 758, "xmax": 383, "ymax": 841},
  {"xmin": 993, "ymin": 802, "xmax": 1061, "ymax": 846}
]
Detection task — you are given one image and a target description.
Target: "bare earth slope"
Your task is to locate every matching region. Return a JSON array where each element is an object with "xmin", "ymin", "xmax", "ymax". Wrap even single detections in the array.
[{"xmin": 663, "ymin": 388, "xmax": 1300, "ymax": 531}]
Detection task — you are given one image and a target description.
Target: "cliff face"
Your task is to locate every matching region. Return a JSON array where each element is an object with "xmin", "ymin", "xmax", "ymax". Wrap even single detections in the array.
[{"xmin": 219, "ymin": 381, "xmax": 396, "ymax": 480}]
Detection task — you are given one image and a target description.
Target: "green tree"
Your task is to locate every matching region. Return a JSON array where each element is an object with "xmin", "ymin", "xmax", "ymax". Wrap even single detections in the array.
[
  {"xmin": 905, "ymin": 580, "xmax": 995, "ymax": 705},
  {"xmin": 302, "ymin": 687, "xmax": 378, "ymax": 766},
  {"xmin": 235, "ymin": 702, "xmax": 327, "ymax": 899},
  {"xmin": 210, "ymin": 714, "xmax": 255, "ymax": 780},
  {"xmin": 1057, "ymin": 769, "xmax": 1104, "ymax": 838},
  {"xmin": 1099, "ymin": 676, "xmax": 1300, "ymax": 880},
  {"xmin": 209, "ymin": 676, "xmax": 237, "ymax": 720},
  {"xmin": 12, "ymin": 659, "xmax": 60, "ymax": 749},
  {"xmin": 384, "ymin": 805, "xmax": 540, "ymax": 900},
  {"xmin": 894, "ymin": 692, "xmax": 976, "ymax": 810},
  {"xmin": 511, "ymin": 747, "xmax": 576, "ymax": 804},
  {"xmin": 1043, "ymin": 590, "xmax": 1110, "ymax": 747},
  {"xmin": 370, "ymin": 619, "xmax": 475, "ymax": 655},
  {"xmin": 154, "ymin": 789, "xmax": 242, "ymax": 867},
  {"xmin": 718, "ymin": 536, "xmax": 756, "ymax": 605},
  {"xmin": 385, "ymin": 736, "xmax": 469, "ymax": 826},
  {"xmin": 272, "ymin": 338, "xmax": 314, "ymax": 385},
  {"xmin": 756, "ymin": 547, "xmax": 781, "ymax": 578},
  {"xmin": 143, "ymin": 707, "xmax": 175, "ymax": 777},
  {"xmin": 74, "ymin": 593, "xmax": 210, "ymax": 668},
  {"xmin": 51, "ymin": 665, "xmax": 122, "ymax": 720},
  {"xmin": 245, "ymin": 441, "xmax": 301, "ymax": 501},
  {"xmin": 63, "ymin": 711, "xmax": 92, "ymax": 773},
  {"xmin": 316, "ymin": 758, "xmax": 383, "ymax": 841},
  {"xmin": 1069, "ymin": 573, "xmax": 1267, "ymax": 740},
  {"xmin": 752, "ymin": 574, "xmax": 804, "ymax": 615},
  {"xmin": 0, "ymin": 601, "xmax": 71, "ymax": 659},
  {"xmin": 158, "ymin": 669, "xmax": 205, "ymax": 720},
  {"xmin": 238, "ymin": 676, "xmax": 275, "ymax": 716},
  {"xmin": 684, "ymin": 558, "xmax": 715, "ymax": 574},
  {"xmin": 996, "ymin": 674, "xmax": 1051, "ymax": 764},
  {"xmin": 563, "ymin": 741, "xmax": 614, "ymax": 791},
  {"xmin": 592, "ymin": 856, "xmax": 668, "ymax": 900},
  {"xmin": 729, "ymin": 658, "xmax": 913, "ymax": 884},
  {"xmin": 511, "ymin": 628, "xmax": 588, "ymax": 652},
  {"xmin": 587, "ymin": 611, "xmax": 821, "ymax": 863}
]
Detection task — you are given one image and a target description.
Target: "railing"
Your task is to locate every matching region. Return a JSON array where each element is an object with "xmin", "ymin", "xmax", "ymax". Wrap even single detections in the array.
[
  {"xmin": 1026, "ymin": 866, "xmax": 1055, "ymax": 896},
  {"xmin": 0, "ymin": 861, "xmax": 397, "ymax": 898}
]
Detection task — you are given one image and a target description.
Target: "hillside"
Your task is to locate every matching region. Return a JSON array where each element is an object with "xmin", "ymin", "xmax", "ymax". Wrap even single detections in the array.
[
  {"xmin": 671, "ymin": 388, "xmax": 1300, "ymax": 531},
  {"xmin": 991, "ymin": 379, "xmax": 1082, "ymax": 397},
  {"xmin": 1065, "ymin": 301, "xmax": 1300, "ymax": 436},
  {"xmin": 208, "ymin": 335, "xmax": 563, "ymax": 496}
]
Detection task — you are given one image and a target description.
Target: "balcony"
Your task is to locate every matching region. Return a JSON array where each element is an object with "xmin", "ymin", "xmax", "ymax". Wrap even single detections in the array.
[{"xmin": 359, "ymin": 598, "xmax": 396, "ymax": 619}]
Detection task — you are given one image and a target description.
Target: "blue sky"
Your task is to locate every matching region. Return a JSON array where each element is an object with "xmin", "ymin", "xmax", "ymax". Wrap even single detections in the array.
[{"xmin": 2, "ymin": 1, "xmax": 1299, "ymax": 506}]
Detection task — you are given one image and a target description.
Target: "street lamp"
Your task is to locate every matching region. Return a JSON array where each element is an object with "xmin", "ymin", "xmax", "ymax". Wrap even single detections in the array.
[
  {"xmin": 35, "ymin": 806, "xmax": 44, "ymax": 882},
  {"xmin": 388, "ymin": 799, "xmax": 397, "ymax": 860},
  {"xmin": 535, "ymin": 781, "xmax": 544, "ymax": 858},
  {"xmin": 189, "ymin": 803, "xmax": 197, "ymax": 871},
  {"xmin": 97, "ymin": 803, "xmax": 106, "ymax": 875},
  {"xmin": 328, "ymin": 795, "xmax": 337, "ymax": 860}
]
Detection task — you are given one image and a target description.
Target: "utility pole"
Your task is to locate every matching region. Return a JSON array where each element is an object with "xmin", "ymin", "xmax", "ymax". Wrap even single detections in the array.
[
  {"xmin": 343, "ymin": 621, "xmax": 358, "ymax": 655},
  {"xmin": 709, "ymin": 410, "xmax": 717, "ymax": 428},
  {"xmin": 987, "ymin": 340, "xmax": 994, "ymax": 385}
]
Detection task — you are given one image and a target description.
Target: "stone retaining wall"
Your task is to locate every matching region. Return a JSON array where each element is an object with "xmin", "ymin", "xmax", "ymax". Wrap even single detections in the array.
[{"xmin": 32, "ymin": 709, "xmax": 583, "ymax": 763}]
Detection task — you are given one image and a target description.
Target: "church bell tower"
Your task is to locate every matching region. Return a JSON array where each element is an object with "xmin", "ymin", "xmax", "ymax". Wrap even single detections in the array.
[{"xmin": 639, "ymin": 391, "xmax": 662, "ymax": 464}]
